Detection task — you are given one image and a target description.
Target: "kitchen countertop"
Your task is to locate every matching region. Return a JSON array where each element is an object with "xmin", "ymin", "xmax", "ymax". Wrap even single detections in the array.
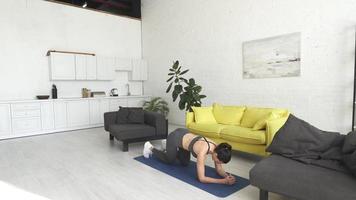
[{"xmin": 0, "ymin": 95, "xmax": 151, "ymax": 104}]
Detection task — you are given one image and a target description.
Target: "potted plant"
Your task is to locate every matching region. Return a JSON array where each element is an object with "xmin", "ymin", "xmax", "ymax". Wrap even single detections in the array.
[
  {"xmin": 166, "ymin": 60, "xmax": 206, "ymax": 111},
  {"xmin": 142, "ymin": 97, "xmax": 169, "ymax": 118}
]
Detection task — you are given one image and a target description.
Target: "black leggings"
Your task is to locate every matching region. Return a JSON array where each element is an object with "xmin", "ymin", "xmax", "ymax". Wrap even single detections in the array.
[{"xmin": 152, "ymin": 128, "xmax": 191, "ymax": 166}]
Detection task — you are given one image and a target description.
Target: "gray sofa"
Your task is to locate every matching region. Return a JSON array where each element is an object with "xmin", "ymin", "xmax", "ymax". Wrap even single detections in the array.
[
  {"xmin": 249, "ymin": 155, "xmax": 356, "ymax": 200},
  {"xmin": 104, "ymin": 110, "xmax": 168, "ymax": 152}
]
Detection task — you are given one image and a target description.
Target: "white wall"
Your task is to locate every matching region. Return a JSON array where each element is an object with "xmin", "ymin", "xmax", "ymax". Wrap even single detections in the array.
[
  {"xmin": 0, "ymin": 0, "xmax": 143, "ymax": 99},
  {"xmin": 142, "ymin": 0, "xmax": 356, "ymax": 133}
]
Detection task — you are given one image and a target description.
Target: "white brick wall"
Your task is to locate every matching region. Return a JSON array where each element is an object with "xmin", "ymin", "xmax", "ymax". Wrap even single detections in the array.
[{"xmin": 141, "ymin": 0, "xmax": 356, "ymax": 133}]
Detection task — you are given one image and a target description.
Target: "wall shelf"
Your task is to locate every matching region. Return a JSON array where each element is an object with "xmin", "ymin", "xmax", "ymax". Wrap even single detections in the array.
[{"xmin": 46, "ymin": 50, "xmax": 95, "ymax": 57}]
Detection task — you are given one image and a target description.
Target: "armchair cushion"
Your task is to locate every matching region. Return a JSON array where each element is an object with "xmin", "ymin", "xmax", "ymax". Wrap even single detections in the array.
[
  {"xmin": 116, "ymin": 107, "xmax": 129, "ymax": 124},
  {"xmin": 109, "ymin": 124, "xmax": 155, "ymax": 140},
  {"xmin": 116, "ymin": 107, "xmax": 144, "ymax": 124},
  {"xmin": 127, "ymin": 108, "xmax": 144, "ymax": 124}
]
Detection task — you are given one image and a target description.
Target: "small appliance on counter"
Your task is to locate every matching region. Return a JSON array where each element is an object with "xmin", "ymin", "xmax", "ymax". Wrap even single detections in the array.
[
  {"xmin": 110, "ymin": 88, "xmax": 119, "ymax": 96},
  {"xmin": 91, "ymin": 91, "xmax": 106, "ymax": 97},
  {"xmin": 52, "ymin": 84, "xmax": 57, "ymax": 99},
  {"xmin": 82, "ymin": 88, "xmax": 91, "ymax": 98},
  {"xmin": 36, "ymin": 95, "xmax": 50, "ymax": 100}
]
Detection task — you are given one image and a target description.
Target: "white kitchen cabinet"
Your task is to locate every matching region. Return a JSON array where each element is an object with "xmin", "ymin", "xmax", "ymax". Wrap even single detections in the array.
[
  {"xmin": 116, "ymin": 58, "xmax": 132, "ymax": 71},
  {"xmin": 0, "ymin": 104, "xmax": 11, "ymax": 135},
  {"xmin": 97, "ymin": 56, "xmax": 115, "ymax": 80},
  {"xmin": 0, "ymin": 96, "xmax": 149, "ymax": 139},
  {"xmin": 130, "ymin": 59, "xmax": 148, "ymax": 81},
  {"xmin": 67, "ymin": 100, "xmax": 90, "ymax": 127},
  {"xmin": 50, "ymin": 53, "xmax": 76, "ymax": 80},
  {"xmin": 89, "ymin": 100, "xmax": 100, "ymax": 125},
  {"xmin": 86, "ymin": 56, "xmax": 97, "ymax": 80},
  {"xmin": 75, "ymin": 55, "xmax": 87, "ymax": 80},
  {"xmin": 109, "ymin": 99, "xmax": 127, "ymax": 111},
  {"xmin": 11, "ymin": 102, "xmax": 42, "ymax": 134},
  {"xmin": 12, "ymin": 118, "xmax": 41, "ymax": 133},
  {"xmin": 89, "ymin": 99, "xmax": 109, "ymax": 124},
  {"xmin": 40, "ymin": 102, "xmax": 55, "ymax": 131},
  {"xmin": 54, "ymin": 101, "xmax": 67, "ymax": 129},
  {"xmin": 75, "ymin": 55, "xmax": 97, "ymax": 80}
]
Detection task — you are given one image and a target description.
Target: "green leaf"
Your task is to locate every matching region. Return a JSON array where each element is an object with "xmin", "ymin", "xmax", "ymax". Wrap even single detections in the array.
[
  {"xmin": 169, "ymin": 68, "xmax": 175, "ymax": 72},
  {"xmin": 166, "ymin": 82, "xmax": 173, "ymax": 93},
  {"xmin": 179, "ymin": 69, "xmax": 189, "ymax": 75},
  {"xmin": 172, "ymin": 61, "xmax": 179, "ymax": 69},
  {"xmin": 195, "ymin": 86, "xmax": 202, "ymax": 93},
  {"xmin": 177, "ymin": 66, "xmax": 181, "ymax": 74},
  {"xmin": 174, "ymin": 85, "xmax": 183, "ymax": 93},
  {"xmin": 172, "ymin": 91, "xmax": 179, "ymax": 102},
  {"xmin": 189, "ymin": 78, "xmax": 195, "ymax": 85},
  {"xmin": 178, "ymin": 98, "xmax": 186, "ymax": 110},
  {"xmin": 166, "ymin": 76, "xmax": 174, "ymax": 82},
  {"xmin": 168, "ymin": 73, "xmax": 175, "ymax": 75},
  {"xmin": 174, "ymin": 78, "xmax": 179, "ymax": 83},
  {"xmin": 199, "ymin": 95, "xmax": 206, "ymax": 99}
]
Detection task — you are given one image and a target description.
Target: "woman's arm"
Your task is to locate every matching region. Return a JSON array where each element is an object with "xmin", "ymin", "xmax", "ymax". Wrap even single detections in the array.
[
  {"xmin": 196, "ymin": 155, "xmax": 229, "ymax": 184},
  {"xmin": 214, "ymin": 162, "xmax": 228, "ymax": 177}
]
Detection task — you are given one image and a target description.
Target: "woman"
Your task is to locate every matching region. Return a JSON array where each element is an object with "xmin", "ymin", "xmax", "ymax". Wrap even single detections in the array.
[{"xmin": 143, "ymin": 128, "xmax": 236, "ymax": 185}]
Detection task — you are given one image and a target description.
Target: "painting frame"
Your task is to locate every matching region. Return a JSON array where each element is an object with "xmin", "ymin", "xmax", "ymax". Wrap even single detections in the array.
[{"xmin": 242, "ymin": 32, "xmax": 301, "ymax": 79}]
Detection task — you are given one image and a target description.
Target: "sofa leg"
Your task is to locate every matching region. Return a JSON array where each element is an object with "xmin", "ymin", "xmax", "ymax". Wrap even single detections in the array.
[
  {"xmin": 260, "ymin": 189, "xmax": 268, "ymax": 200},
  {"xmin": 122, "ymin": 142, "xmax": 129, "ymax": 152},
  {"xmin": 109, "ymin": 134, "xmax": 114, "ymax": 141}
]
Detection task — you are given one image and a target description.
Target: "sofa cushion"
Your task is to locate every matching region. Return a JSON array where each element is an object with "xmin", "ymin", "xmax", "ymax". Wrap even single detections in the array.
[
  {"xmin": 252, "ymin": 112, "xmax": 280, "ymax": 130},
  {"xmin": 188, "ymin": 123, "xmax": 225, "ymax": 138},
  {"xmin": 127, "ymin": 108, "xmax": 144, "ymax": 124},
  {"xmin": 240, "ymin": 107, "xmax": 273, "ymax": 128},
  {"xmin": 116, "ymin": 107, "xmax": 129, "ymax": 124},
  {"xmin": 220, "ymin": 126, "xmax": 266, "ymax": 144},
  {"xmin": 212, "ymin": 103, "xmax": 246, "ymax": 125},
  {"xmin": 192, "ymin": 106, "xmax": 217, "ymax": 124},
  {"xmin": 109, "ymin": 124, "xmax": 155, "ymax": 140},
  {"xmin": 116, "ymin": 107, "xmax": 144, "ymax": 124},
  {"xmin": 343, "ymin": 151, "xmax": 356, "ymax": 177},
  {"xmin": 241, "ymin": 107, "xmax": 287, "ymax": 128},
  {"xmin": 250, "ymin": 155, "xmax": 356, "ymax": 200},
  {"xmin": 343, "ymin": 131, "xmax": 356, "ymax": 154}
]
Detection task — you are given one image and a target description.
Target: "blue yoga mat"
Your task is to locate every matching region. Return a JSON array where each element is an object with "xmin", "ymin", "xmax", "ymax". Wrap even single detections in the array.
[{"xmin": 134, "ymin": 156, "xmax": 250, "ymax": 198}]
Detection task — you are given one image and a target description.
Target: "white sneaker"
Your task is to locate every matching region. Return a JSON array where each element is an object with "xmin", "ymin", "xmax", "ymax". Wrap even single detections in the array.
[{"xmin": 143, "ymin": 141, "xmax": 153, "ymax": 158}]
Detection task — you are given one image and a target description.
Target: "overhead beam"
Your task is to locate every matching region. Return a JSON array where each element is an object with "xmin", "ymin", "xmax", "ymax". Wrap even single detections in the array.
[{"xmin": 91, "ymin": 0, "xmax": 130, "ymax": 9}]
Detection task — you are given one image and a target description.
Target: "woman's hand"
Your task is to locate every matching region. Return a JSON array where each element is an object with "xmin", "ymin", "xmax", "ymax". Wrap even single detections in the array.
[{"xmin": 224, "ymin": 175, "xmax": 236, "ymax": 185}]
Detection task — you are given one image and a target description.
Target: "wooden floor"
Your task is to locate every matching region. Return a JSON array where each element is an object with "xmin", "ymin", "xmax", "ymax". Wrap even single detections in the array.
[{"xmin": 0, "ymin": 126, "xmax": 291, "ymax": 200}]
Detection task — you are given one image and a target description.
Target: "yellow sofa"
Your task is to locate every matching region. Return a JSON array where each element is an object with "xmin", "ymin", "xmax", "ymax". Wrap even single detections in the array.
[{"xmin": 186, "ymin": 104, "xmax": 290, "ymax": 156}]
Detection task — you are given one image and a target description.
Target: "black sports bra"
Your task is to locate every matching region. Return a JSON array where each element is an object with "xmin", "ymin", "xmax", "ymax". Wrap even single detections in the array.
[{"xmin": 188, "ymin": 136, "xmax": 216, "ymax": 158}]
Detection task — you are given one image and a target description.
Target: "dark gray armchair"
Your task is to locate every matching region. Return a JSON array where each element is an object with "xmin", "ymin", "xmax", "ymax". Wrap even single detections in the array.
[{"xmin": 104, "ymin": 110, "xmax": 168, "ymax": 152}]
